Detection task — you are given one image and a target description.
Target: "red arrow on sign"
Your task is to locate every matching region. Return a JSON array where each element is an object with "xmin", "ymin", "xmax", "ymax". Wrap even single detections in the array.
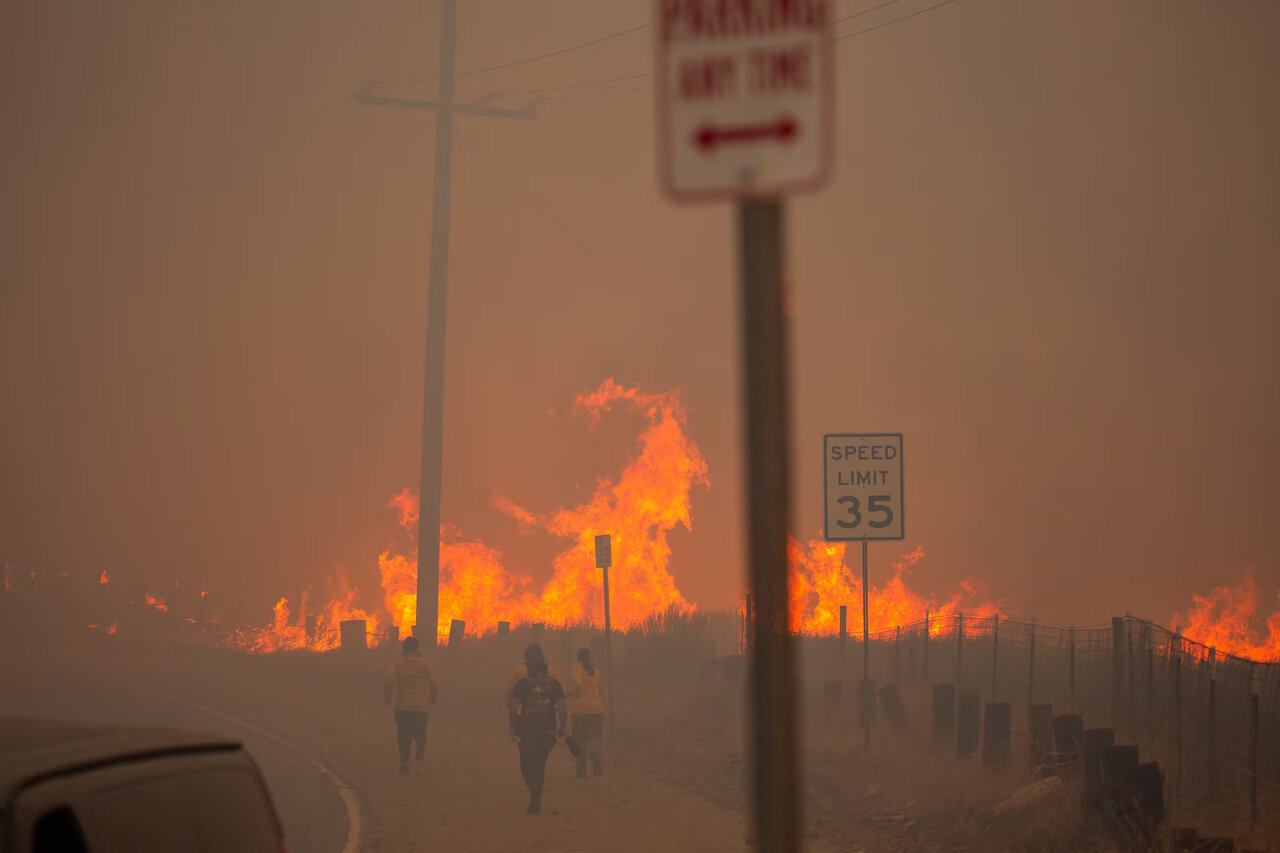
[{"xmin": 694, "ymin": 116, "xmax": 798, "ymax": 151}]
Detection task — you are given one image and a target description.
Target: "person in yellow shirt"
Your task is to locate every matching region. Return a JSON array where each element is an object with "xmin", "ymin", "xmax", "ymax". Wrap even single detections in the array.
[
  {"xmin": 384, "ymin": 635, "xmax": 438, "ymax": 774},
  {"xmin": 568, "ymin": 647, "xmax": 605, "ymax": 778}
]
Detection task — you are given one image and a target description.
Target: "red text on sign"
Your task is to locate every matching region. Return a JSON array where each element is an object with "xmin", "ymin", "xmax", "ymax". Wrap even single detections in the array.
[{"xmin": 677, "ymin": 44, "xmax": 814, "ymax": 101}]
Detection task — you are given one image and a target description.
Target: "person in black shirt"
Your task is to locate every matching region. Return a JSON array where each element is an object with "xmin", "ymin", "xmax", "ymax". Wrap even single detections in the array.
[{"xmin": 507, "ymin": 644, "xmax": 568, "ymax": 814}]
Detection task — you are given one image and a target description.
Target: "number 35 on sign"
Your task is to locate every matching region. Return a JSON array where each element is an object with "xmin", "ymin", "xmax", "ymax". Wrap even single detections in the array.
[{"xmin": 824, "ymin": 434, "xmax": 904, "ymax": 541}]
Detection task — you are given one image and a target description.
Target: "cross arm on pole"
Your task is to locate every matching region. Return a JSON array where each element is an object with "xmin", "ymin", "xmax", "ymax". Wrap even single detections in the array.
[{"xmin": 358, "ymin": 88, "xmax": 538, "ymax": 120}]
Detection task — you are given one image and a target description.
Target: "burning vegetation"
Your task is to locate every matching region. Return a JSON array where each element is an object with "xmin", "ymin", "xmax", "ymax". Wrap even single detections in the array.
[
  {"xmin": 16, "ymin": 379, "xmax": 1277, "ymax": 667},
  {"xmin": 1173, "ymin": 570, "xmax": 1280, "ymax": 662}
]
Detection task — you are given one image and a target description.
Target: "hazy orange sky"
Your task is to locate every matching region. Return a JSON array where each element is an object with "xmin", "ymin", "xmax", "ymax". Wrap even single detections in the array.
[{"xmin": 3, "ymin": 0, "xmax": 1278, "ymax": 629}]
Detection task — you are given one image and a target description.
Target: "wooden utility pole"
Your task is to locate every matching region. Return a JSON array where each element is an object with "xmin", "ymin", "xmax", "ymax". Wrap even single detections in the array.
[{"xmin": 359, "ymin": 0, "xmax": 534, "ymax": 642}]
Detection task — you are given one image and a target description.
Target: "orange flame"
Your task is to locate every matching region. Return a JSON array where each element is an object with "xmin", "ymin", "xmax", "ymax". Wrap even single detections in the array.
[
  {"xmin": 1173, "ymin": 571, "xmax": 1280, "ymax": 662},
  {"xmin": 378, "ymin": 503, "xmax": 532, "ymax": 639},
  {"xmin": 788, "ymin": 541, "xmax": 999, "ymax": 636},
  {"xmin": 145, "ymin": 594, "xmax": 168, "ymax": 613},
  {"xmin": 99, "ymin": 571, "xmax": 110, "ymax": 585},
  {"xmin": 228, "ymin": 572, "xmax": 381, "ymax": 653},
  {"xmin": 377, "ymin": 380, "xmax": 708, "ymax": 640}
]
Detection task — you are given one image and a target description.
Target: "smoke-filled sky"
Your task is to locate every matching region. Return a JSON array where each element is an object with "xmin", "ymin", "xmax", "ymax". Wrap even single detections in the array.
[{"xmin": 3, "ymin": 0, "xmax": 1278, "ymax": 629}]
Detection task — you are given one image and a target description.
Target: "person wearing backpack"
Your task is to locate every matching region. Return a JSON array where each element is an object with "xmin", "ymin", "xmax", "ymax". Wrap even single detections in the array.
[
  {"xmin": 507, "ymin": 643, "xmax": 568, "ymax": 814},
  {"xmin": 568, "ymin": 647, "xmax": 604, "ymax": 778},
  {"xmin": 384, "ymin": 635, "xmax": 438, "ymax": 774}
]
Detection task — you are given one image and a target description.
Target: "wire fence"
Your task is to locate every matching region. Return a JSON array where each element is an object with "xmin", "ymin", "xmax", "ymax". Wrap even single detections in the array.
[{"xmin": 759, "ymin": 612, "xmax": 1280, "ymax": 836}]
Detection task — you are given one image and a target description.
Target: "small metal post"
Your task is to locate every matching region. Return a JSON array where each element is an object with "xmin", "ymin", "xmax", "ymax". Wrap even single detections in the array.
[
  {"xmin": 861, "ymin": 540, "xmax": 870, "ymax": 681},
  {"xmin": 861, "ymin": 540, "xmax": 870, "ymax": 751},
  {"xmin": 602, "ymin": 564, "xmax": 614, "ymax": 726}
]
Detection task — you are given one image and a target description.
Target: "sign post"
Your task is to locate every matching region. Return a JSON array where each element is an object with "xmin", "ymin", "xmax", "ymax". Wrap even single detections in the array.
[
  {"xmin": 658, "ymin": 5, "xmax": 834, "ymax": 852},
  {"xmin": 824, "ymin": 433, "xmax": 906, "ymax": 748},
  {"xmin": 595, "ymin": 534, "xmax": 614, "ymax": 725}
]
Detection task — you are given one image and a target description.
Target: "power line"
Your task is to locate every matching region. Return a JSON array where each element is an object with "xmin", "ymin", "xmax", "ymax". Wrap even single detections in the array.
[
  {"xmin": 458, "ymin": 22, "xmax": 649, "ymax": 78},
  {"xmin": 518, "ymin": 0, "xmax": 964, "ymax": 107},
  {"xmin": 482, "ymin": 72, "xmax": 652, "ymax": 99},
  {"xmin": 368, "ymin": 0, "xmax": 964, "ymax": 110},
  {"xmin": 367, "ymin": 21, "xmax": 650, "ymax": 89},
  {"xmin": 835, "ymin": 0, "xmax": 962, "ymax": 41},
  {"xmin": 836, "ymin": 0, "xmax": 901, "ymax": 24}
]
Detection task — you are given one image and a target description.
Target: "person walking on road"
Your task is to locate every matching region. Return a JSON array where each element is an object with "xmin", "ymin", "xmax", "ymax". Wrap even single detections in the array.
[
  {"xmin": 506, "ymin": 644, "xmax": 567, "ymax": 814},
  {"xmin": 385, "ymin": 635, "xmax": 438, "ymax": 775},
  {"xmin": 568, "ymin": 647, "xmax": 604, "ymax": 778}
]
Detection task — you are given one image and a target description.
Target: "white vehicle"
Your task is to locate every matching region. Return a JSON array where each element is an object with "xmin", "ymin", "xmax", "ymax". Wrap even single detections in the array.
[{"xmin": 1, "ymin": 717, "xmax": 284, "ymax": 853}]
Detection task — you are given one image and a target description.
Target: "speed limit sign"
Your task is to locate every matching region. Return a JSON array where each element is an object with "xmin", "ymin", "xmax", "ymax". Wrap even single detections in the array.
[{"xmin": 824, "ymin": 434, "xmax": 904, "ymax": 541}]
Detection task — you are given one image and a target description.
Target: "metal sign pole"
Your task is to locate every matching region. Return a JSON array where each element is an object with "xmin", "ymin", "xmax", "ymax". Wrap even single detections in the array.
[
  {"xmin": 740, "ymin": 196, "xmax": 798, "ymax": 853},
  {"xmin": 602, "ymin": 563, "xmax": 614, "ymax": 726},
  {"xmin": 595, "ymin": 534, "xmax": 614, "ymax": 726},
  {"xmin": 862, "ymin": 539, "xmax": 870, "ymax": 749}
]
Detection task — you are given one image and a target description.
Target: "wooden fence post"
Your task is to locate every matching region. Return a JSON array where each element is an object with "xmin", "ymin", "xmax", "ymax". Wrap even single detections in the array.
[
  {"xmin": 1111, "ymin": 616, "xmax": 1124, "ymax": 732},
  {"xmin": 839, "ymin": 604, "xmax": 847, "ymax": 666},
  {"xmin": 895, "ymin": 625, "xmax": 901, "ymax": 685},
  {"xmin": 991, "ymin": 613, "xmax": 999, "ymax": 699},
  {"xmin": 923, "ymin": 610, "xmax": 930, "ymax": 686},
  {"xmin": 1027, "ymin": 620, "xmax": 1036, "ymax": 709},
  {"xmin": 1152, "ymin": 625, "xmax": 1162, "ymax": 742},
  {"xmin": 1068, "ymin": 625, "xmax": 1076, "ymax": 711},
  {"xmin": 1207, "ymin": 668, "xmax": 1216, "ymax": 805},
  {"xmin": 1173, "ymin": 633, "xmax": 1182, "ymax": 812},
  {"xmin": 1250, "ymin": 689, "xmax": 1259, "ymax": 828}
]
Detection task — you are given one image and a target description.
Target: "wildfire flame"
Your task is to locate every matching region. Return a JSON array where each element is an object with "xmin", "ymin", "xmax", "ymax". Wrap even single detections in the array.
[
  {"xmin": 378, "ymin": 380, "xmax": 708, "ymax": 641},
  {"xmin": 144, "ymin": 594, "xmax": 168, "ymax": 613},
  {"xmin": 789, "ymin": 541, "xmax": 999, "ymax": 636},
  {"xmin": 99, "ymin": 571, "xmax": 110, "ymax": 585},
  {"xmin": 1173, "ymin": 571, "xmax": 1280, "ymax": 662},
  {"xmin": 228, "ymin": 573, "xmax": 381, "ymax": 653}
]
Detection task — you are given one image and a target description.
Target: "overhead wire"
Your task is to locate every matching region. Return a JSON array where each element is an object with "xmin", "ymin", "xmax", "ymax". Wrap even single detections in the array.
[
  {"xmin": 835, "ymin": 0, "xmax": 962, "ymax": 41},
  {"xmin": 496, "ymin": 0, "xmax": 965, "ymax": 106},
  {"xmin": 367, "ymin": 0, "xmax": 964, "ymax": 108}
]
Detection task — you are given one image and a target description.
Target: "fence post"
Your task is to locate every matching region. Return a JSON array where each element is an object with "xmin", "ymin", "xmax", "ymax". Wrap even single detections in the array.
[
  {"xmin": 991, "ymin": 613, "xmax": 1000, "ymax": 699},
  {"xmin": 1068, "ymin": 625, "xmax": 1076, "ymax": 711},
  {"xmin": 923, "ymin": 610, "xmax": 930, "ymax": 686},
  {"xmin": 1152, "ymin": 627, "xmax": 1162, "ymax": 747},
  {"xmin": 1250, "ymin": 687, "xmax": 1259, "ymax": 828},
  {"xmin": 1111, "ymin": 616, "xmax": 1124, "ymax": 732},
  {"xmin": 839, "ymin": 604, "xmax": 847, "ymax": 666},
  {"xmin": 895, "ymin": 625, "xmax": 901, "ymax": 685},
  {"xmin": 957, "ymin": 611, "xmax": 964, "ymax": 690},
  {"xmin": 1127, "ymin": 622, "xmax": 1135, "ymax": 738},
  {"xmin": 1173, "ymin": 633, "xmax": 1182, "ymax": 812},
  {"xmin": 1027, "ymin": 620, "xmax": 1036, "ymax": 710},
  {"xmin": 1207, "ymin": 668, "xmax": 1216, "ymax": 806}
]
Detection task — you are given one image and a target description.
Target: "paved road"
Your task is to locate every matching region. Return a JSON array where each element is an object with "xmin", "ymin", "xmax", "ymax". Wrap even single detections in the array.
[
  {"xmin": 0, "ymin": 635, "xmax": 765, "ymax": 853},
  {"xmin": 0, "ymin": 643, "xmax": 350, "ymax": 853}
]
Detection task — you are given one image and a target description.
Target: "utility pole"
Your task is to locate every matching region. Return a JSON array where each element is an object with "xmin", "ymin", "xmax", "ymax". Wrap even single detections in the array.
[{"xmin": 359, "ymin": 0, "xmax": 534, "ymax": 642}]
